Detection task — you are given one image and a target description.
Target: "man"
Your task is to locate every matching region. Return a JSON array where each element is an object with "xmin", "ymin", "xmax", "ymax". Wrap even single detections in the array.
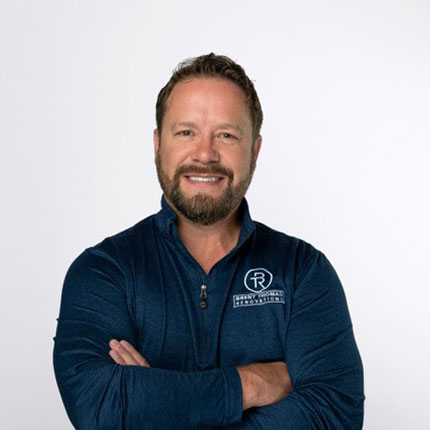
[{"xmin": 53, "ymin": 53, "xmax": 364, "ymax": 429}]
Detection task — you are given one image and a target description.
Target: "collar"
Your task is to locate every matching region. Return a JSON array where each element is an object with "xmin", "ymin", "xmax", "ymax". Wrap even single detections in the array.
[{"xmin": 154, "ymin": 194, "xmax": 256, "ymax": 249}]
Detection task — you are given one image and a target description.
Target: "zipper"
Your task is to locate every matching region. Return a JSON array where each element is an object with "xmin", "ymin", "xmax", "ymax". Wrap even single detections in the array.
[
  {"xmin": 200, "ymin": 283, "xmax": 208, "ymax": 361},
  {"xmin": 200, "ymin": 284, "xmax": 207, "ymax": 309},
  {"xmin": 169, "ymin": 225, "xmax": 210, "ymax": 360}
]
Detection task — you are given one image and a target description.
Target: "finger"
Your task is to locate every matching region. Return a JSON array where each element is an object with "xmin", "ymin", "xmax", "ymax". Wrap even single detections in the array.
[
  {"xmin": 109, "ymin": 348, "xmax": 127, "ymax": 365},
  {"xmin": 120, "ymin": 340, "xmax": 150, "ymax": 367},
  {"xmin": 109, "ymin": 339, "xmax": 140, "ymax": 365}
]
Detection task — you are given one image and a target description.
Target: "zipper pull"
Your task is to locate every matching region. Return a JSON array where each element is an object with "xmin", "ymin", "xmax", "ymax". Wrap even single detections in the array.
[{"xmin": 200, "ymin": 284, "xmax": 207, "ymax": 309}]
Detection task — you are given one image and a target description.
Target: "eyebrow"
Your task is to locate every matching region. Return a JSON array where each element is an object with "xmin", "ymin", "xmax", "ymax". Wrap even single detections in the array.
[
  {"xmin": 218, "ymin": 123, "xmax": 244, "ymax": 135},
  {"xmin": 172, "ymin": 121, "xmax": 196, "ymax": 130},
  {"xmin": 172, "ymin": 121, "xmax": 244, "ymax": 135}
]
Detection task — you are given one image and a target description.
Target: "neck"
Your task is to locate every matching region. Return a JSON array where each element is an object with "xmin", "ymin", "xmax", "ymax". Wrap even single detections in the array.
[{"xmin": 165, "ymin": 197, "xmax": 243, "ymax": 274}]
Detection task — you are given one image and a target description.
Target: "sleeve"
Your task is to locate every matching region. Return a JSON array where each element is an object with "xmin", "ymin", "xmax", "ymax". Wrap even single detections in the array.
[
  {"xmin": 228, "ymin": 251, "xmax": 364, "ymax": 429},
  {"xmin": 53, "ymin": 246, "xmax": 243, "ymax": 430}
]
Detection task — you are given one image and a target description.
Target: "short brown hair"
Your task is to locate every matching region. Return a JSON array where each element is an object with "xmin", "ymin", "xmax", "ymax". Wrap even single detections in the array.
[{"xmin": 155, "ymin": 53, "xmax": 263, "ymax": 140}]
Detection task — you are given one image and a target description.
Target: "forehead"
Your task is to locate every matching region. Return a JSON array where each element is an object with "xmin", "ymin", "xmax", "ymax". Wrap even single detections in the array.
[
  {"xmin": 164, "ymin": 77, "xmax": 251, "ymax": 126},
  {"xmin": 169, "ymin": 77, "xmax": 247, "ymax": 100}
]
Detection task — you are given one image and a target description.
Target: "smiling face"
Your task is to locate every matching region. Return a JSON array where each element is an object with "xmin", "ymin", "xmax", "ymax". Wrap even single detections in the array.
[{"xmin": 154, "ymin": 77, "xmax": 262, "ymax": 226}]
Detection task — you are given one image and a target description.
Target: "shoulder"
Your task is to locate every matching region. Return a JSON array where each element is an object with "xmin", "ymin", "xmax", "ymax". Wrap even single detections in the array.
[
  {"xmin": 252, "ymin": 220, "xmax": 331, "ymax": 288},
  {"xmin": 68, "ymin": 213, "xmax": 158, "ymax": 274},
  {"xmin": 253, "ymin": 220, "xmax": 322, "ymax": 262}
]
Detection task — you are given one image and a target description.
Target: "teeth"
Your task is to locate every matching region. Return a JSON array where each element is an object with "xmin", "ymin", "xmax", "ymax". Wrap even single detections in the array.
[{"xmin": 188, "ymin": 176, "xmax": 221, "ymax": 182}]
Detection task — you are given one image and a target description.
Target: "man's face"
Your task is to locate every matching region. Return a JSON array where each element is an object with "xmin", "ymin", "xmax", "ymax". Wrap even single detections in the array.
[{"xmin": 154, "ymin": 77, "xmax": 262, "ymax": 226}]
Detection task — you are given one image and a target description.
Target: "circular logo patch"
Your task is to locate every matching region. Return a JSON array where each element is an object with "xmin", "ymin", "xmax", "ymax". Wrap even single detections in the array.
[{"xmin": 244, "ymin": 268, "xmax": 273, "ymax": 293}]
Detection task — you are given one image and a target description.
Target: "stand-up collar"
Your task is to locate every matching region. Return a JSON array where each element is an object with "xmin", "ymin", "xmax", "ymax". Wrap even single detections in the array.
[{"xmin": 155, "ymin": 194, "xmax": 256, "ymax": 248}]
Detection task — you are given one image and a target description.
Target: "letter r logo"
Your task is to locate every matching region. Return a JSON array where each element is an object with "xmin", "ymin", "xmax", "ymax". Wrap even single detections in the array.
[{"xmin": 244, "ymin": 268, "xmax": 273, "ymax": 293}]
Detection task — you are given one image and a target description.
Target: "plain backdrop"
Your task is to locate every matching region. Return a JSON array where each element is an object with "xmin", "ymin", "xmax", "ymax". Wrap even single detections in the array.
[{"xmin": 1, "ymin": 0, "xmax": 429, "ymax": 428}]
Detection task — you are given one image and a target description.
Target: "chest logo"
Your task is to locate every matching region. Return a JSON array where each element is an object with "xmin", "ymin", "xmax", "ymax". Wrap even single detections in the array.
[
  {"xmin": 233, "ymin": 268, "xmax": 284, "ymax": 308},
  {"xmin": 244, "ymin": 268, "xmax": 273, "ymax": 293}
]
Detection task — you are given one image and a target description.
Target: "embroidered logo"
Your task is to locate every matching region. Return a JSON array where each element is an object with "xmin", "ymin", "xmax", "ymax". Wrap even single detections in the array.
[
  {"xmin": 233, "ymin": 268, "xmax": 285, "ymax": 308},
  {"xmin": 244, "ymin": 268, "xmax": 273, "ymax": 293}
]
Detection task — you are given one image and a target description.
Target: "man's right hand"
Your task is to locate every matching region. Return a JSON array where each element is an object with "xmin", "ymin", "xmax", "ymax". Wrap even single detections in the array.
[{"xmin": 236, "ymin": 361, "xmax": 292, "ymax": 410}]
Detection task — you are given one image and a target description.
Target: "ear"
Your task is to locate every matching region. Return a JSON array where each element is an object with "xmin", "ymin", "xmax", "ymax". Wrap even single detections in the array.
[
  {"xmin": 153, "ymin": 128, "xmax": 160, "ymax": 158},
  {"xmin": 252, "ymin": 135, "xmax": 262, "ymax": 163}
]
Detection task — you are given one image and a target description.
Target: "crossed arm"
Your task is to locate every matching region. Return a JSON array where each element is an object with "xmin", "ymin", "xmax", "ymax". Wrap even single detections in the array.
[{"xmin": 108, "ymin": 339, "xmax": 292, "ymax": 411}]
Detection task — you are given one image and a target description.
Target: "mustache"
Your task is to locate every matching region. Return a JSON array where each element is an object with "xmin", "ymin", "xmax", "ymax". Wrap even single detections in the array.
[{"xmin": 174, "ymin": 164, "xmax": 234, "ymax": 179}]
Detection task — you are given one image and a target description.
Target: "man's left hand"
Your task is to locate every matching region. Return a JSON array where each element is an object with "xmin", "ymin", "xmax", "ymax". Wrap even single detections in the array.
[{"xmin": 109, "ymin": 339, "xmax": 151, "ymax": 367}]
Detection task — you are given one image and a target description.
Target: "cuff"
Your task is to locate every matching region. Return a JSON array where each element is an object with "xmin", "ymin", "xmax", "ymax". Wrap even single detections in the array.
[{"xmin": 222, "ymin": 367, "xmax": 243, "ymax": 425}]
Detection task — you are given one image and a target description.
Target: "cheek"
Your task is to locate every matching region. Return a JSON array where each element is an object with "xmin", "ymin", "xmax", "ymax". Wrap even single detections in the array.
[
  {"xmin": 159, "ymin": 147, "xmax": 186, "ymax": 171},
  {"xmin": 233, "ymin": 152, "xmax": 253, "ymax": 173}
]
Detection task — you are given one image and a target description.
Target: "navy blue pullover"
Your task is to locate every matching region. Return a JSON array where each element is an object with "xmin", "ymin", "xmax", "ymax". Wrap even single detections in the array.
[{"xmin": 53, "ymin": 197, "xmax": 364, "ymax": 429}]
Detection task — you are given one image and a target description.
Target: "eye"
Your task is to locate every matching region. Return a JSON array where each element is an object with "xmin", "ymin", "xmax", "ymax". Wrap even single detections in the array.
[
  {"xmin": 179, "ymin": 130, "xmax": 192, "ymax": 136},
  {"xmin": 218, "ymin": 132, "xmax": 237, "ymax": 140}
]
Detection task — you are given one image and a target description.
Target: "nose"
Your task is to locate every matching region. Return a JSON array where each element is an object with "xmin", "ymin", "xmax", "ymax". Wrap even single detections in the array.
[{"xmin": 191, "ymin": 135, "xmax": 220, "ymax": 164}]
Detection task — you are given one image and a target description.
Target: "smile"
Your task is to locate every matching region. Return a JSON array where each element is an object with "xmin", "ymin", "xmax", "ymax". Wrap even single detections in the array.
[{"xmin": 188, "ymin": 176, "xmax": 222, "ymax": 182}]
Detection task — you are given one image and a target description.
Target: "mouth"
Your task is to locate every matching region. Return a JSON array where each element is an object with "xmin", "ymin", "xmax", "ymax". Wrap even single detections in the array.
[
  {"xmin": 183, "ymin": 174, "xmax": 226, "ymax": 187},
  {"xmin": 186, "ymin": 175, "xmax": 223, "ymax": 182}
]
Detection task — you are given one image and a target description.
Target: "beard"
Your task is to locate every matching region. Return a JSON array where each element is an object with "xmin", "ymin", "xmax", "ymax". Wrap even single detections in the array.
[{"xmin": 155, "ymin": 152, "xmax": 256, "ymax": 226}]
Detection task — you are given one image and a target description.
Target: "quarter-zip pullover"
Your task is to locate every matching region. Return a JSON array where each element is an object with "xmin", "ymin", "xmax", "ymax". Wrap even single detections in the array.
[{"xmin": 53, "ymin": 197, "xmax": 364, "ymax": 429}]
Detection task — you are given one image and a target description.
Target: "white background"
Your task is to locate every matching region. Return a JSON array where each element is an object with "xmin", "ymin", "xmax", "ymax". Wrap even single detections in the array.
[{"xmin": 1, "ymin": 0, "xmax": 429, "ymax": 428}]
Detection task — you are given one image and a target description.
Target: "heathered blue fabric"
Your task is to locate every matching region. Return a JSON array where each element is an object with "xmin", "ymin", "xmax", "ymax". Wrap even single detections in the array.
[{"xmin": 53, "ymin": 196, "xmax": 364, "ymax": 429}]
